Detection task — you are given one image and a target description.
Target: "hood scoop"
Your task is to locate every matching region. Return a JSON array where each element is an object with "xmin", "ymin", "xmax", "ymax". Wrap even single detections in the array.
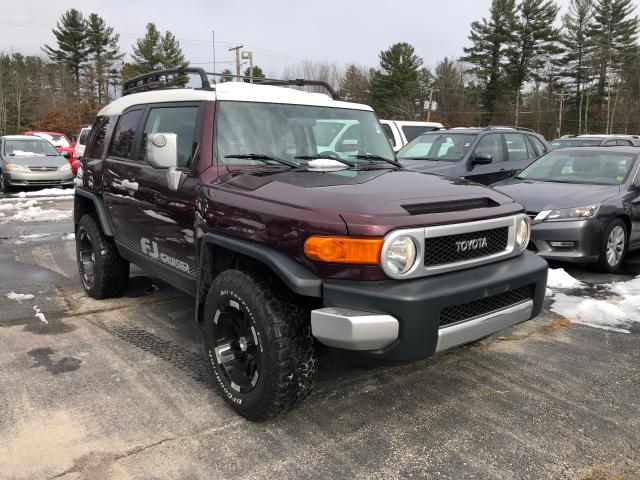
[
  {"xmin": 402, "ymin": 197, "xmax": 499, "ymax": 215},
  {"xmin": 306, "ymin": 158, "xmax": 350, "ymax": 172}
]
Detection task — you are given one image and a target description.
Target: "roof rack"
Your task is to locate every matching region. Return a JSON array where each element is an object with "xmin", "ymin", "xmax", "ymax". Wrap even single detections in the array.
[
  {"xmin": 122, "ymin": 67, "xmax": 340, "ymax": 100},
  {"xmin": 483, "ymin": 125, "xmax": 536, "ymax": 133},
  {"xmin": 207, "ymin": 72, "xmax": 339, "ymax": 100},
  {"xmin": 123, "ymin": 67, "xmax": 212, "ymax": 96}
]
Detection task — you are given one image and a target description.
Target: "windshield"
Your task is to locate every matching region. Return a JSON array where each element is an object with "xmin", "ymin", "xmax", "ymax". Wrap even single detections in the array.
[
  {"xmin": 3, "ymin": 139, "xmax": 60, "ymax": 156},
  {"xmin": 397, "ymin": 133, "xmax": 477, "ymax": 161},
  {"xmin": 215, "ymin": 101, "xmax": 395, "ymax": 166},
  {"xmin": 549, "ymin": 138, "xmax": 601, "ymax": 150},
  {"xmin": 519, "ymin": 151, "xmax": 636, "ymax": 185},
  {"xmin": 32, "ymin": 133, "xmax": 70, "ymax": 148}
]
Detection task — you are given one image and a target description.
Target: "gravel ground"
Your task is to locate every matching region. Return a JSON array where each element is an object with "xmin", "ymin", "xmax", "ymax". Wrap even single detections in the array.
[{"xmin": 0, "ymin": 191, "xmax": 638, "ymax": 480}]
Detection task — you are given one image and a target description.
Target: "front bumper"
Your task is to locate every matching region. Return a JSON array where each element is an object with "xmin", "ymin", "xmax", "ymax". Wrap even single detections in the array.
[
  {"xmin": 529, "ymin": 218, "xmax": 603, "ymax": 263},
  {"xmin": 4, "ymin": 170, "xmax": 74, "ymax": 188},
  {"xmin": 312, "ymin": 251, "xmax": 548, "ymax": 361}
]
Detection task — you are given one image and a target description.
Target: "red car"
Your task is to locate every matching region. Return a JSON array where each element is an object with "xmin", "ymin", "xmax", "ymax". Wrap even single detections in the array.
[{"xmin": 22, "ymin": 131, "xmax": 79, "ymax": 174}]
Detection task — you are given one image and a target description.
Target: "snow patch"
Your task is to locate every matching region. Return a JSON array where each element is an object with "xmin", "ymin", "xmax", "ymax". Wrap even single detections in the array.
[
  {"xmin": 5, "ymin": 291, "xmax": 35, "ymax": 303},
  {"xmin": 19, "ymin": 233, "xmax": 50, "ymax": 240},
  {"xmin": 32, "ymin": 305, "xmax": 48, "ymax": 324},
  {"xmin": 5, "ymin": 206, "xmax": 71, "ymax": 223},
  {"xmin": 62, "ymin": 232, "xmax": 75, "ymax": 241},
  {"xmin": 546, "ymin": 268, "xmax": 585, "ymax": 290},
  {"xmin": 15, "ymin": 188, "xmax": 72, "ymax": 198},
  {"xmin": 0, "ymin": 200, "xmax": 38, "ymax": 211}
]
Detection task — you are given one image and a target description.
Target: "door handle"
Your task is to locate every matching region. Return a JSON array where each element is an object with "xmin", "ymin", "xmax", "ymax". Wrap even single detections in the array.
[{"xmin": 122, "ymin": 179, "xmax": 139, "ymax": 191}]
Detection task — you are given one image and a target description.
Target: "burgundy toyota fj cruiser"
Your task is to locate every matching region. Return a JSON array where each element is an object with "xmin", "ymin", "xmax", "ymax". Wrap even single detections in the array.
[{"xmin": 74, "ymin": 68, "xmax": 548, "ymax": 420}]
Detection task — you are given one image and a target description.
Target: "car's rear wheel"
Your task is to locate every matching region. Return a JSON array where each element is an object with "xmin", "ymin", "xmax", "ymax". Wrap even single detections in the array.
[
  {"xmin": 0, "ymin": 172, "xmax": 12, "ymax": 194},
  {"xmin": 203, "ymin": 268, "xmax": 316, "ymax": 421},
  {"xmin": 76, "ymin": 214, "xmax": 130, "ymax": 298},
  {"xmin": 596, "ymin": 218, "xmax": 627, "ymax": 273}
]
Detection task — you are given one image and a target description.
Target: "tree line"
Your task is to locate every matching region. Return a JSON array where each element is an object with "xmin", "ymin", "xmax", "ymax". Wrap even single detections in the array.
[{"xmin": 1, "ymin": 1, "xmax": 639, "ymax": 139}]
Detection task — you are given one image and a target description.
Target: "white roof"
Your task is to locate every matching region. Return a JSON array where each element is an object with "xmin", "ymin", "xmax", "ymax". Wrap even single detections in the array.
[
  {"xmin": 98, "ymin": 82, "xmax": 373, "ymax": 116},
  {"xmin": 381, "ymin": 120, "xmax": 444, "ymax": 128},
  {"xmin": 1, "ymin": 135, "xmax": 46, "ymax": 140}
]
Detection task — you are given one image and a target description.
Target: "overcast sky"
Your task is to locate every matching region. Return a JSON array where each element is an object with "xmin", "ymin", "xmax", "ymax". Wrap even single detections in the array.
[{"xmin": 0, "ymin": 0, "xmax": 626, "ymax": 77}]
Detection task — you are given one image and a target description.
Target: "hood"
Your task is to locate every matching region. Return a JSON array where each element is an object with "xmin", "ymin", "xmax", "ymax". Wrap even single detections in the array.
[
  {"xmin": 2, "ymin": 154, "xmax": 68, "ymax": 168},
  {"xmin": 400, "ymin": 159, "xmax": 461, "ymax": 175},
  {"xmin": 214, "ymin": 167, "xmax": 522, "ymax": 232},
  {"xmin": 492, "ymin": 178, "xmax": 620, "ymax": 212}
]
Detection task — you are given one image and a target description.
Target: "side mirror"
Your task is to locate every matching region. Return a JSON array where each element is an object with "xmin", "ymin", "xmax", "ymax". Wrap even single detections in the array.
[
  {"xmin": 146, "ymin": 133, "xmax": 183, "ymax": 192},
  {"xmin": 147, "ymin": 133, "xmax": 178, "ymax": 169},
  {"xmin": 471, "ymin": 152, "xmax": 492, "ymax": 165}
]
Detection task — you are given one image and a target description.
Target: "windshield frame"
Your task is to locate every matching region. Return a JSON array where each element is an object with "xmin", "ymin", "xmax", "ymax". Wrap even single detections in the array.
[
  {"xmin": 213, "ymin": 100, "xmax": 395, "ymax": 168},
  {"xmin": 517, "ymin": 150, "xmax": 638, "ymax": 186}
]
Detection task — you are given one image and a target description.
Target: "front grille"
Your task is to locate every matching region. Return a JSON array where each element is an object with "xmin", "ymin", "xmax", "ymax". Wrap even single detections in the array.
[
  {"xmin": 424, "ymin": 226, "xmax": 509, "ymax": 266},
  {"xmin": 29, "ymin": 166, "xmax": 58, "ymax": 172},
  {"xmin": 439, "ymin": 284, "xmax": 535, "ymax": 328},
  {"xmin": 25, "ymin": 180, "xmax": 63, "ymax": 185},
  {"xmin": 403, "ymin": 198, "xmax": 499, "ymax": 215}
]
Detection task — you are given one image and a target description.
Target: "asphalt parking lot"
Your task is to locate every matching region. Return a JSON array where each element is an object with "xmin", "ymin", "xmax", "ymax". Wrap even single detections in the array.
[{"xmin": 0, "ymin": 190, "xmax": 639, "ymax": 480}]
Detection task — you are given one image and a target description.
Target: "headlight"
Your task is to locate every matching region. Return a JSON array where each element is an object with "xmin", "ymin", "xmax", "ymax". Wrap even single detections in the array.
[
  {"xmin": 4, "ymin": 163, "xmax": 30, "ymax": 172},
  {"xmin": 515, "ymin": 216, "xmax": 530, "ymax": 250},
  {"xmin": 383, "ymin": 235, "xmax": 417, "ymax": 275},
  {"xmin": 538, "ymin": 205, "xmax": 600, "ymax": 222},
  {"xmin": 60, "ymin": 162, "xmax": 71, "ymax": 172}
]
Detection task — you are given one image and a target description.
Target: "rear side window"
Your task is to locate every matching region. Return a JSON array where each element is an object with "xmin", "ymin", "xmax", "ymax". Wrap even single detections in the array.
[
  {"xmin": 86, "ymin": 116, "xmax": 111, "ymax": 160},
  {"xmin": 381, "ymin": 124, "xmax": 396, "ymax": 147},
  {"xmin": 504, "ymin": 133, "xmax": 529, "ymax": 161},
  {"xmin": 78, "ymin": 129, "xmax": 90, "ymax": 145},
  {"xmin": 402, "ymin": 125, "xmax": 438, "ymax": 143},
  {"xmin": 529, "ymin": 135, "xmax": 547, "ymax": 156},
  {"xmin": 139, "ymin": 106, "xmax": 199, "ymax": 168},
  {"xmin": 110, "ymin": 109, "xmax": 144, "ymax": 160}
]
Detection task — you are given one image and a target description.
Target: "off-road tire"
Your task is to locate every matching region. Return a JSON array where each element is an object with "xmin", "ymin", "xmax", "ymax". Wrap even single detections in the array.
[
  {"xmin": 0, "ymin": 172, "xmax": 12, "ymax": 194},
  {"xmin": 203, "ymin": 268, "xmax": 317, "ymax": 421},
  {"xmin": 76, "ymin": 214, "xmax": 130, "ymax": 298},
  {"xmin": 595, "ymin": 218, "xmax": 627, "ymax": 273}
]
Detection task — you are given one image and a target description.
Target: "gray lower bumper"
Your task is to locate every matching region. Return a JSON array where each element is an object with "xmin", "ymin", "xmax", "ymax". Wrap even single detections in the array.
[
  {"xmin": 435, "ymin": 300, "xmax": 533, "ymax": 352},
  {"xmin": 311, "ymin": 299, "xmax": 534, "ymax": 353}
]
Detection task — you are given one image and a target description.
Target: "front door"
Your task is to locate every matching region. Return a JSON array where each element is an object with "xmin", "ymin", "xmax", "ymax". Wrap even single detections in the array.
[
  {"xmin": 103, "ymin": 103, "xmax": 201, "ymax": 281},
  {"xmin": 465, "ymin": 133, "xmax": 507, "ymax": 185}
]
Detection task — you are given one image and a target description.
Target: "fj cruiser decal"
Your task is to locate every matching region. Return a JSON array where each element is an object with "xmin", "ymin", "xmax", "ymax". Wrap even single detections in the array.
[{"xmin": 140, "ymin": 237, "xmax": 191, "ymax": 274}]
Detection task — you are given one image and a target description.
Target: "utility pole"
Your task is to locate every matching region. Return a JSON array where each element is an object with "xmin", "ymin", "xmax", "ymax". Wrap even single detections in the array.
[
  {"xmin": 229, "ymin": 45, "xmax": 243, "ymax": 81},
  {"xmin": 212, "ymin": 30, "xmax": 216, "ymax": 78},
  {"xmin": 241, "ymin": 51, "xmax": 253, "ymax": 83},
  {"xmin": 555, "ymin": 92, "xmax": 571, "ymax": 137}
]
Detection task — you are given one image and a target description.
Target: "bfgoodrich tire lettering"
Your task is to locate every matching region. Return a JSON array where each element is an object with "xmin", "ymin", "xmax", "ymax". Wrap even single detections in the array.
[
  {"xmin": 76, "ymin": 214, "xmax": 130, "ymax": 298},
  {"xmin": 203, "ymin": 269, "xmax": 316, "ymax": 421}
]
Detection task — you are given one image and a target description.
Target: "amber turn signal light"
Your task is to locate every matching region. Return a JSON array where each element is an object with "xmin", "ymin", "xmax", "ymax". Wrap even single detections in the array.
[{"xmin": 304, "ymin": 236, "xmax": 383, "ymax": 264}]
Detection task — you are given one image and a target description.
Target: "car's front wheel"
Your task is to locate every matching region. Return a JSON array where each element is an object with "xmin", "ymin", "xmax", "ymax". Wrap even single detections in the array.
[
  {"xmin": 596, "ymin": 218, "xmax": 627, "ymax": 273},
  {"xmin": 203, "ymin": 268, "xmax": 316, "ymax": 421},
  {"xmin": 0, "ymin": 172, "xmax": 12, "ymax": 194}
]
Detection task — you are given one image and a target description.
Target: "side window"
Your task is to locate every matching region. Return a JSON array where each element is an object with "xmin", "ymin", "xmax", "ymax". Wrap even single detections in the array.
[
  {"xmin": 335, "ymin": 124, "xmax": 361, "ymax": 153},
  {"xmin": 529, "ymin": 135, "xmax": 547, "ymax": 156},
  {"xmin": 139, "ymin": 106, "xmax": 199, "ymax": 168},
  {"xmin": 381, "ymin": 124, "xmax": 396, "ymax": 147},
  {"xmin": 604, "ymin": 139, "xmax": 617, "ymax": 146},
  {"xmin": 110, "ymin": 109, "xmax": 144, "ymax": 160},
  {"xmin": 78, "ymin": 129, "xmax": 90, "ymax": 145},
  {"xmin": 504, "ymin": 133, "xmax": 529, "ymax": 161},
  {"xmin": 86, "ymin": 116, "xmax": 111, "ymax": 160},
  {"xmin": 616, "ymin": 139, "xmax": 633, "ymax": 146},
  {"xmin": 474, "ymin": 134, "xmax": 504, "ymax": 162}
]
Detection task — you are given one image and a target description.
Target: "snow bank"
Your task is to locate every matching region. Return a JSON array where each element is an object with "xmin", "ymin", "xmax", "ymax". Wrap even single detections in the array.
[
  {"xmin": 6, "ymin": 206, "xmax": 71, "ymax": 223},
  {"xmin": 15, "ymin": 188, "xmax": 73, "ymax": 198},
  {"xmin": 5, "ymin": 292, "xmax": 35, "ymax": 303},
  {"xmin": 546, "ymin": 268, "xmax": 585, "ymax": 290},
  {"xmin": 0, "ymin": 200, "xmax": 38, "ymax": 211}
]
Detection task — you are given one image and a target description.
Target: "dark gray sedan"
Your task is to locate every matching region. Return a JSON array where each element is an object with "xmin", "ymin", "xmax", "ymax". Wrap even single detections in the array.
[
  {"xmin": 0, "ymin": 135, "xmax": 74, "ymax": 193},
  {"xmin": 492, "ymin": 147, "xmax": 640, "ymax": 272}
]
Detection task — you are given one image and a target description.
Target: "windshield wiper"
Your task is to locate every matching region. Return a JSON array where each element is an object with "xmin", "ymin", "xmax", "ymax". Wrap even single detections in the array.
[
  {"xmin": 294, "ymin": 155, "xmax": 356, "ymax": 167},
  {"xmin": 349, "ymin": 154, "xmax": 403, "ymax": 168},
  {"xmin": 224, "ymin": 153, "xmax": 299, "ymax": 168}
]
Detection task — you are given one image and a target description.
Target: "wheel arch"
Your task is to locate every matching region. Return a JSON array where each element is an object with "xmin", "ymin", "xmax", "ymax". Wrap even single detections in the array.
[
  {"xmin": 74, "ymin": 188, "xmax": 115, "ymax": 236},
  {"xmin": 195, "ymin": 232, "xmax": 322, "ymax": 324}
]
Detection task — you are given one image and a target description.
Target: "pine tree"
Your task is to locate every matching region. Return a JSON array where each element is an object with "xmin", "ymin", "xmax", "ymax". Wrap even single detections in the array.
[
  {"xmin": 505, "ymin": 0, "xmax": 561, "ymax": 125},
  {"xmin": 560, "ymin": 0, "xmax": 595, "ymax": 132},
  {"xmin": 461, "ymin": 0, "xmax": 516, "ymax": 121},
  {"xmin": 370, "ymin": 42, "xmax": 423, "ymax": 119},
  {"xmin": 86, "ymin": 13, "xmax": 123, "ymax": 104},
  {"xmin": 42, "ymin": 9, "xmax": 89, "ymax": 93},
  {"xmin": 338, "ymin": 64, "xmax": 371, "ymax": 104},
  {"xmin": 131, "ymin": 24, "xmax": 188, "ymax": 86},
  {"xmin": 589, "ymin": 0, "xmax": 639, "ymax": 96},
  {"xmin": 243, "ymin": 65, "xmax": 266, "ymax": 82},
  {"xmin": 220, "ymin": 69, "xmax": 233, "ymax": 83}
]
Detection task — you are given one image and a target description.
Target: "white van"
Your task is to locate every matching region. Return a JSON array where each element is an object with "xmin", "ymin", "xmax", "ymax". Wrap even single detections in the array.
[{"xmin": 380, "ymin": 120, "xmax": 443, "ymax": 151}]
